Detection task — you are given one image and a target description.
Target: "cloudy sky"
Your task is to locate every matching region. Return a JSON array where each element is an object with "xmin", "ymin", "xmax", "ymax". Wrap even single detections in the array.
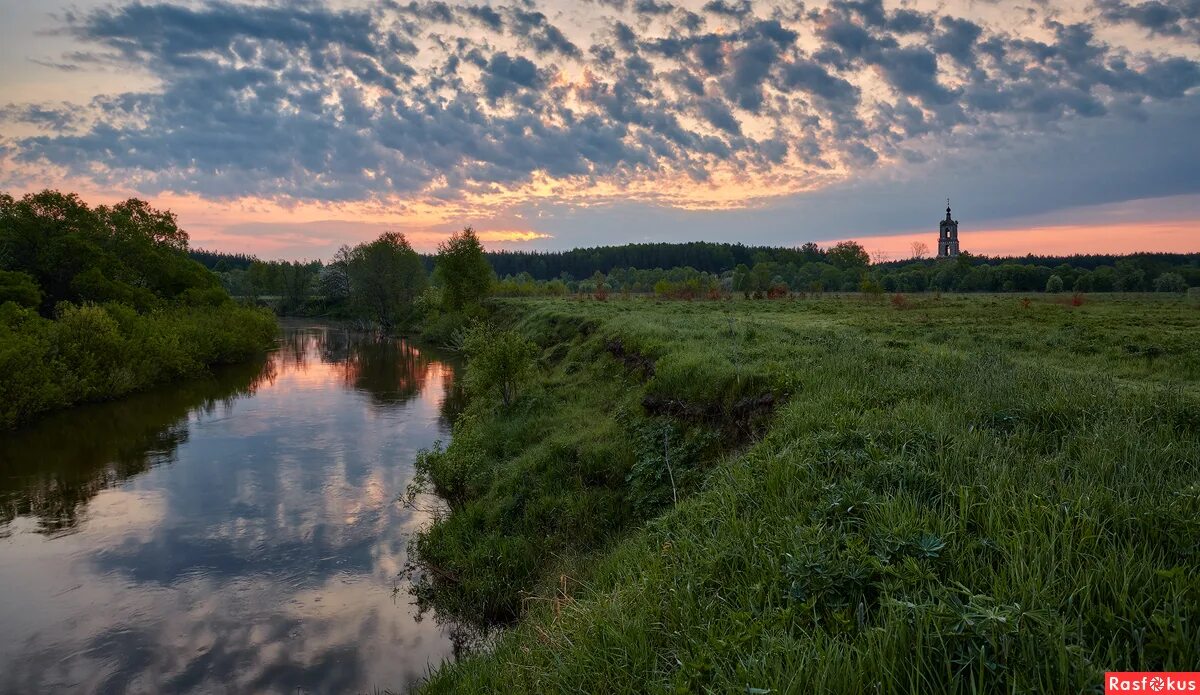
[{"xmin": 1, "ymin": 0, "xmax": 1198, "ymax": 259}]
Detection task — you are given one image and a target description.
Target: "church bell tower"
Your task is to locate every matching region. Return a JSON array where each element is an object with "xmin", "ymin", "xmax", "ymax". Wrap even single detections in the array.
[{"xmin": 937, "ymin": 200, "xmax": 960, "ymax": 258}]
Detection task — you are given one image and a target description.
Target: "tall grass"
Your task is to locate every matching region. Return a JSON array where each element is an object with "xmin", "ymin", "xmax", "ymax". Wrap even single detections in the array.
[{"xmin": 414, "ymin": 294, "xmax": 1200, "ymax": 693}]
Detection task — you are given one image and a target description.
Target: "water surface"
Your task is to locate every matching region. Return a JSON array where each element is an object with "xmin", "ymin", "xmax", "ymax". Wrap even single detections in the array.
[{"xmin": 0, "ymin": 322, "xmax": 461, "ymax": 694}]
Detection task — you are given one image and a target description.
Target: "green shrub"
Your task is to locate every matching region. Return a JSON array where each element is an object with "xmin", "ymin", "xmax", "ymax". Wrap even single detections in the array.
[
  {"xmin": 0, "ymin": 270, "xmax": 41, "ymax": 308},
  {"xmin": 461, "ymin": 322, "xmax": 538, "ymax": 407},
  {"xmin": 0, "ymin": 301, "xmax": 275, "ymax": 428},
  {"xmin": 1154, "ymin": 271, "xmax": 1188, "ymax": 293},
  {"xmin": 53, "ymin": 303, "xmax": 126, "ymax": 400}
]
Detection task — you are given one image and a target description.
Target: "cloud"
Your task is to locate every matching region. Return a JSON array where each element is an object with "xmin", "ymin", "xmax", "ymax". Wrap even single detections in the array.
[
  {"xmin": 0, "ymin": 104, "xmax": 82, "ymax": 131},
  {"xmin": 1095, "ymin": 0, "xmax": 1200, "ymax": 38},
  {"xmin": 701, "ymin": 1, "xmax": 752, "ymax": 19},
  {"xmin": 778, "ymin": 58, "xmax": 859, "ymax": 102},
  {"xmin": 465, "ymin": 5, "xmax": 503, "ymax": 30},
  {"xmin": 632, "ymin": 0, "xmax": 674, "ymax": 16},
  {"xmin": 0, "ymin": 0, "xmax": 1196, "ymax": 231},
  {"xmin": 697, "ymin": 98, "xmax": 742, "ymax": 136},
  {"xmin": 722, "ymin": 38, "xmax": 781, "ymax": 112},
  {"xmin": 933, "ymin": 17, "xmax": 982, "ymax": 64},
  {"xmin": 508, "ymin": 8, "xmax": 582, "ymax": 58},
  {"xmin": 480, "ymin": 52, "xmax": 545, "ymax": 100}
]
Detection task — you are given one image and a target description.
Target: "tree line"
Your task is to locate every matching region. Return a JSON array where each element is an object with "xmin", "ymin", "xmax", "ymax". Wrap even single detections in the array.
[
  {"xmin": 0, "ymin": 191, "xmax": 276, "ymax": 428},
  {"xmin": 489, "ymin": 245, "xmax": 1198, "ymax": 297},
  {"xmin": 460, "ymin": 242, "xmax": 1199, "ymax": 287},
  {"xmin": 196, "ymin": 239, "xmax": 1198, "ymax": 306},
  {"xmin": 193, "ymin": 228, "xmax": 494, "ymax": 338}
]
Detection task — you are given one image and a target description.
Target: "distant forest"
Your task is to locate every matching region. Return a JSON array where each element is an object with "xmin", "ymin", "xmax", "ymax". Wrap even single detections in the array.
[
  {"xmin": 190, "ymin": 249, "xmax": 257, "ymax": 271},
  {"xmin": 193, "ymin": 242, "xmax": 1200, "ymax": 281},
  {"xmin": 191, "ymin": 241, "xmax": 1200, "ymax": 297}
]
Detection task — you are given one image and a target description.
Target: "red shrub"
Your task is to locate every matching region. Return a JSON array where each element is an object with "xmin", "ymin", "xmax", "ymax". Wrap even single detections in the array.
[{"xmin": 890, "ymin": 293, "xmax": 908, "ymax": 309}]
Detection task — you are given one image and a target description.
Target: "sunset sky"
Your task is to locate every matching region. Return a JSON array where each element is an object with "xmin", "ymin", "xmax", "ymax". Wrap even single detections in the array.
[{"xmin": 1, "ymin": 0, "xmax": 1198, "ymax": 260}]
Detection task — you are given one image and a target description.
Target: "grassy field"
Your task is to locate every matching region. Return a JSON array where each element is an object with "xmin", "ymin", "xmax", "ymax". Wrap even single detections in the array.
[{"xmin": 412, "ymin": 293, "xmax": 1200, "ymax": 694}]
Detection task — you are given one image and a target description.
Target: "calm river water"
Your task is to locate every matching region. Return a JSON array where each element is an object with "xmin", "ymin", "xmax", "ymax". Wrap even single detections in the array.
[{"xmin": 0, "ymin": 322, "xmax": 462, "ymax": 694}]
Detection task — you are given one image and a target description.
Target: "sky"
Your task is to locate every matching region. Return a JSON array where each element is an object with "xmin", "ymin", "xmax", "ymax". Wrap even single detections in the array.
[{"xmin": 1, "ymin": 0, "xmax": 1198, "ymax": 260}]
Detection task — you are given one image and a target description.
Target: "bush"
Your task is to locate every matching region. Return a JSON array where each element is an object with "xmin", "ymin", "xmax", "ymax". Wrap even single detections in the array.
[
  {"xmin": 860, "ymin": 278, "xmax": 884, "ymax": 296},
  {"xmin": 53, "ymin": 303, "xmax": 127, "ymax": 400},
  {"xmin": 1154, "ymin": 272, "xmax": 1188, "ymax": 293},
  {"xmin": 461, "ymin": 322, "xmax": 538, "ymax": 408},
  {"xmin": 0, "ymin": 301, "xmax": 275, "ymax": 428},
  {"xmin": 0, "ymin": 270, "xmax": 42, "ymax": 308},
  {"xmin": 1045, "ymin": 274, "xmax": 1064, "ymax": 293}
]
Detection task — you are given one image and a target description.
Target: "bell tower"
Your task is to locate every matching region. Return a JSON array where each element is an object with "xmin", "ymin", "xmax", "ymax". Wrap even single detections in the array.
[{"xmin": 937, "ymin": 199, "xmax": 959, "ymax": 258}]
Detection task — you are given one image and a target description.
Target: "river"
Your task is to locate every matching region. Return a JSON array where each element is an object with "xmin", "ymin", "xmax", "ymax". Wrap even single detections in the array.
[{"xmin": 0, "ymin": 322, "xmax": 462, "ymax": 694}]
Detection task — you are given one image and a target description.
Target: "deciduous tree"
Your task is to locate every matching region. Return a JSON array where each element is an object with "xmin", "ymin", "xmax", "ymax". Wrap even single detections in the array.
[
  {"xmin": 827, "ymin": 241, "xmax": 870, "ymax": 270},
  {"xmin": 435, "ymin": 227, "xmax": 493, "ymax": 312},
  {"xmin": 346, "ymin": 232, "xmax": 427, "ymax": 328}
]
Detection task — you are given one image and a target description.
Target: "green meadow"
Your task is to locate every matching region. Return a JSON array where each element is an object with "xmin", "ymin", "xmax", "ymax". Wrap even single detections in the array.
[{"xmin": 412, "ymin": 293, "xmax": 1200, "ymax": 693}]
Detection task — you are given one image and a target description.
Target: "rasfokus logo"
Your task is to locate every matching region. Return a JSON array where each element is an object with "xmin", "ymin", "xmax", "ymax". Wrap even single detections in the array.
[{"xmin": 1106, "ymin": 673, "xmax": 1200, "ymax": 693}]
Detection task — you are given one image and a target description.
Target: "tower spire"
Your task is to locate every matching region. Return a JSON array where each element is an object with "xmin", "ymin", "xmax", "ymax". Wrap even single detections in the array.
[{"xmin": 937, "ymin": 200, "xmax": 961, "ymax": 258}]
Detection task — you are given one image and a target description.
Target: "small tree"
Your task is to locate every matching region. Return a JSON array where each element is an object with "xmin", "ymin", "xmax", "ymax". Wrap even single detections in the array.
[
  {"xmin": 435, "ymin": 227, "xmax": 493, "ymax": 312},
  {"xmin": 279, "ymin": 260, "xmax": 320, "ymax": 313},
  {"xmin": 827, "ymin": 241, "xmax": 870, "ymax": 270},
  {"xmin": 345, "ymin": 232, "xmax": 427, "ymax": 328},
  {"xmin": 732, "ymin": 263, "xmax": 751, "ymax": 298},
  {"xmin": 317, "ymin": 263, "xmax": 350, "ymax": 304},
  {"xmin": 748, "ymin": 263, "xmax": 772, "ymax": 298},
  {"xmin": 910, "ymin": 241, "xmax": 930, "ymax": 260},
  {"xmin": 1114, "ymin": 259, "xmax": 1146, "ymax": 292},
  {"xmin": 1045, "ymin": 274, "xmax": 1064, "ymax": 293},
  {"xmin": 461, "ymin": 323, "xmax": 537, "ymax": 408},
  {"xmin": 1154, "ymin": 272, "xmax": 1188, "ymax": 293},
  {"xmin": 591, "ymin": 270, "xmax": 609, "ymax": 300}
]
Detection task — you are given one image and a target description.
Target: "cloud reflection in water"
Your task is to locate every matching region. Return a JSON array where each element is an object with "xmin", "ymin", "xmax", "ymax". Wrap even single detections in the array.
[{"xmin": 0, "ymin": 323, "xmax": 461, "ymax": 694}]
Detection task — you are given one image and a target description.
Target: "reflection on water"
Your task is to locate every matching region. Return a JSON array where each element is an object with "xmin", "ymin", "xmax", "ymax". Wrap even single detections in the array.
[{"xmin": 0, "ymin": 322, "xmax": 463, "ymax": 694}]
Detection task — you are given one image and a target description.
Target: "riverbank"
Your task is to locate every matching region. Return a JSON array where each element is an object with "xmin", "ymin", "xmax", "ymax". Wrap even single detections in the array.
[
  {"xmin": 414, "ymin": 294, "xmax": 1200, "ymax": 693},
  {"xmin": 0, "ymin": 191, "xmax": 282, "ymax": 430},
  {"xmin": 0, "ymin": 301, "xmax": 277, "ymax": 429}
]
